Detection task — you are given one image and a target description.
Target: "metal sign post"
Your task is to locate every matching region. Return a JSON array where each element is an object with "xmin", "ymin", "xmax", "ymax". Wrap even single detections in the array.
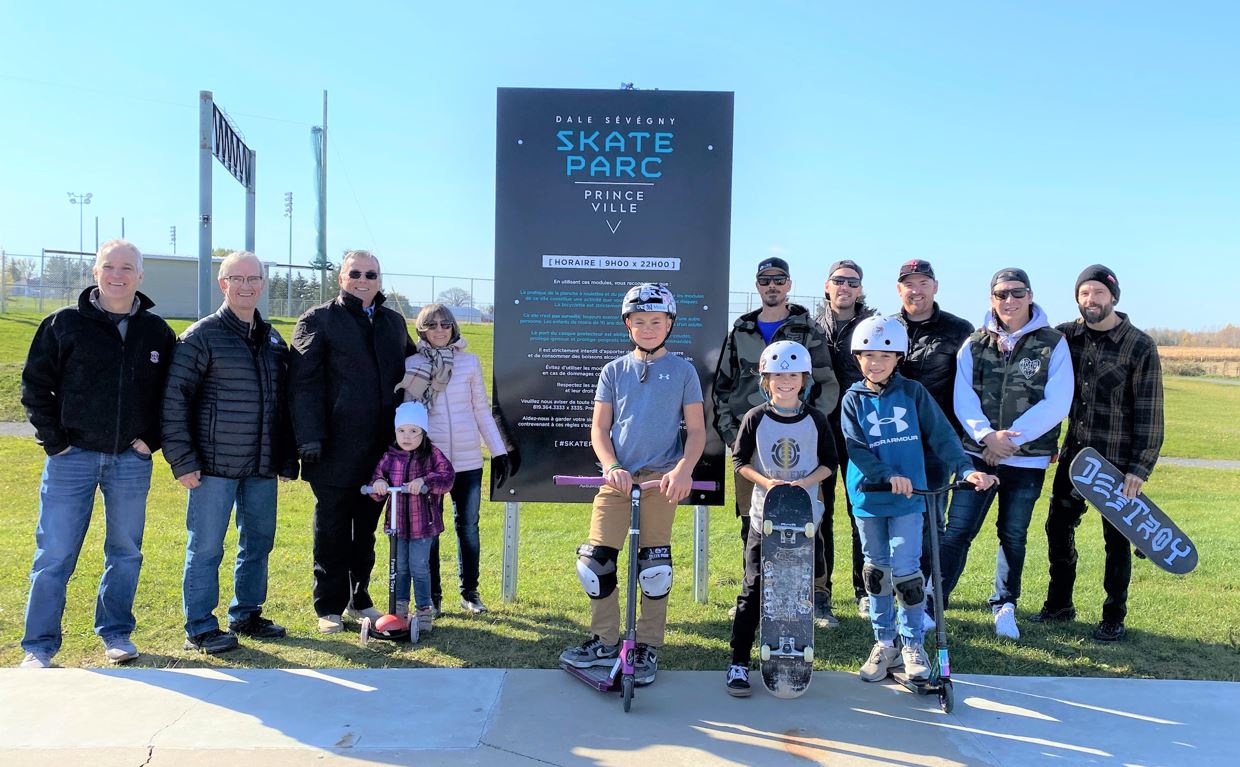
[{"xmin": 198, "ymin": 89, "xmax": 257, "ymax": 319}]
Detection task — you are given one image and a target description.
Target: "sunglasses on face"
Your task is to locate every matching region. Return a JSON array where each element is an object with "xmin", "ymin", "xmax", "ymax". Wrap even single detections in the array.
[
  {"xmin": 829, "ymin": 276, "xmax": 862, "ymax": 288},
  {"xmin": 992, "ymin": 288, "xmax": 1030, "ymax": 300},
  {"xmin": 223, "ymin": 275, "xmax": 263, "ymax": 286},
  {"xmin": 347, "ymin": 270, "xmax": 379, "ymax": 280},
  {"xmin": 422, "ymin": 321, "xmax": 454, "ymax": 330},
  {"xmin": 756, "ymin": 275, "xmax": 789, "ymax": 287}
]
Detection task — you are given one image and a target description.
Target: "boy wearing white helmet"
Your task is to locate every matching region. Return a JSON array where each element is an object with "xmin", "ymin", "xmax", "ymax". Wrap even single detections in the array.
[
  {"xmin": 723, "ymin": 340, "xmax": 838, "ymax": 696},
  {"xmin": 841, "ymin": 316, "xmax": 996, "ymax": 683},
  {"xmin": 559, "ymin": 283, "xmax": 705, "ymax": 686}
]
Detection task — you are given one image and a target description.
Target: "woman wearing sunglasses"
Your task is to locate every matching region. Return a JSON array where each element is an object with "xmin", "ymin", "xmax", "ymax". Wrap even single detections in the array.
[{"xmin": 397, "ymin": 304, "xmax": 511, "ymax": 616}]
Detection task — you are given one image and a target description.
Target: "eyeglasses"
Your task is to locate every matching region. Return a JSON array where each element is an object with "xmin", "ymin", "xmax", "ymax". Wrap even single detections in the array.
[
  {"xmin": 756, "ymin": 275, "xmax": 789, "ymax": 287},
  {"xmin": 223, "ymin": 275, "xmax": 263, "ymax": 286},
  {"xmin": 347, "ymin": 270, "xmax": 379, "ymax": 280},
  {"xmin": 422, "ymin": 321, "xmax": 454, "ymax": 330},
  {"xmin": 992, "ymin": 288, "xmax": 1030, "ymax": 300},
  {"xmin": 829, "ymin": 276, "xmax": 862, "ymax": 288}
]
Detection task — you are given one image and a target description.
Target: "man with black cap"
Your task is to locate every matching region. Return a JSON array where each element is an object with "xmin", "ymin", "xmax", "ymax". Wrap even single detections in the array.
[
  {"xmin": 1032, "ymin": 265, "xmax": 1164, "ymax": 642},
  {"xmin": 815, "ymin": 259, "xmax": 878, "ymax": 618},
  {"xmin": 713, "ymin": 256, "xmax": 839, "ymax": 624},
  {"xmin": 939, "ymin": 267, "xmax": 1072, "ymax": 640}
]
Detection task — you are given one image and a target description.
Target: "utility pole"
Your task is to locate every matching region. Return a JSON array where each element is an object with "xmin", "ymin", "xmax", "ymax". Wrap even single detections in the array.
[
  {"xmin": 170, "ymin": 226, "xmax": 177, "ymax": 254},
  {"xmin": 284, "ymin": 192, "xmax": 293, "ymax": 314}
]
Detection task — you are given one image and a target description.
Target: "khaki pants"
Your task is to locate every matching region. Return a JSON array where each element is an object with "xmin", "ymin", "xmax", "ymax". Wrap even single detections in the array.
[{"xmin": 587, "ymin": 471, "xmax": 676, "ymax": 647}]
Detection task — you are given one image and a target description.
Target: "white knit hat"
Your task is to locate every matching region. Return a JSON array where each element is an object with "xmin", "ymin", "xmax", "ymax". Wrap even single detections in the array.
[{"xmin": 394, "ymin": 401, "xmax": 429, "ymax": 432}]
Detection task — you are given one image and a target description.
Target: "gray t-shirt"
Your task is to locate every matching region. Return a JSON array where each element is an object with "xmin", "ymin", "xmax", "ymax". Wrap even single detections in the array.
[{"xmin": 595, "ymin": 351, "xmax": 703, "ymax": 474}]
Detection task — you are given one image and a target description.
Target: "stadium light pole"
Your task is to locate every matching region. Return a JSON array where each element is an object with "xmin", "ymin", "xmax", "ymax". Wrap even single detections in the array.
[
  {"xmin": 170, "ymin": 225, "xmax": 177, "ymax": 254},
  {"xmin": 284, "ymin": 192, "xmax": 293, "ymax": 314},
  {"xmin": 67, "ymin": 192, "xmax": 93, "ymax": 252}
]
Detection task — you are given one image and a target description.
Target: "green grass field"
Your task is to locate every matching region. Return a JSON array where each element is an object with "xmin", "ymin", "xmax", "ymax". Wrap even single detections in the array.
[{"xmin": 0, "ymin": 310, "xmax": 1238, "ymax": 680}]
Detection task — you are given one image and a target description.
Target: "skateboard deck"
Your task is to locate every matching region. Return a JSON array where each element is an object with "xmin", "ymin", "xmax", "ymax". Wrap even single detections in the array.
[
  {"xmin": 1069, "ymin": 447, "xmax": 1197, "ymax": 574},
  {"xmin": 759, "ymin": 485, "xmax": 815, "ymax": 699}
]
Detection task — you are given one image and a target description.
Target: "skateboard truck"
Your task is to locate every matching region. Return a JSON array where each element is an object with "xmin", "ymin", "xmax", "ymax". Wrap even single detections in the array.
[{"xmin": 759, "ymin": 636, "xmax": 814, "ymax": 663}]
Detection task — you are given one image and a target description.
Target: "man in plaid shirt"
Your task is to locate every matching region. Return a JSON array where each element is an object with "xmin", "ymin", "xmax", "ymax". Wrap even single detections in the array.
[{"xmin": 1032, "ymin": 265, "xmax": 1164, "ymax": 642}]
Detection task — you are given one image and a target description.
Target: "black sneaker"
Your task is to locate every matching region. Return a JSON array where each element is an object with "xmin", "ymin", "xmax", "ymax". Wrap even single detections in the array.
[
  {"xmin": 813, "ymin": 593, "xmax": 839, "ymax": 629},
  {"xmin": 1029, "ymin": 605, "xmax": 1077, "ymax": 623},
  {"xmin": 184, "ymin": 628, "xmax": 239, "ymax": 654},
  {"xmin": 229, "ymin": 615, "xmax": 287, "ymax": 639},
  {"xmin": 559, "ymin": 635, "xmax": 619, "ymax": 668},
  {"xmin": 634, "ymin": 643, "xmax": 658, "ymax": 686},
  {"xmin": 1092, "ymin": 620, "xmax": 1127, "ymax": 642},
  {"xmin": 725, "ymin": 664, "xmax": 751, "ymax": 697}
]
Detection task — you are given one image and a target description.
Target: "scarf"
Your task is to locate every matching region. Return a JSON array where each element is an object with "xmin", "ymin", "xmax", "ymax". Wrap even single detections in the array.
[{"xmin": 395, "ymin": 339, "xmax": 455, "ymax": 407}]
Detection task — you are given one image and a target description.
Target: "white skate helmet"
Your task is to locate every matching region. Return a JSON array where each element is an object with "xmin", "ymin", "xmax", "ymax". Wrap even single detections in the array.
[
  {"xmin": 621, "ymin": 283, "xmax": 677, "ymax": 320},
  {"xmin": 760, "ymin": 340, "xmax": 813, "ymax": 374},
  {"xmin": 851, "ymin": 315, "xmax": 908, "ymax": 355}
]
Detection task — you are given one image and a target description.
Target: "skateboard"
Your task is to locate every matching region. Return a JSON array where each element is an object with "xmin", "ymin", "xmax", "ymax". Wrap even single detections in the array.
[
  {"xmin": 1069, "ymin": 447, "xmax": 1197, "ymax": 575},
  {"xmin": 759, "ymin": 484, "xmax": 816, "ymax": 699}
]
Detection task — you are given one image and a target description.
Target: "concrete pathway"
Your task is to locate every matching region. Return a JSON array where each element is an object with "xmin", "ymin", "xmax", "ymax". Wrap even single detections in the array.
[{"xmin": 0, "ymin": 668, "xmax": 1232, "ymax": 766}]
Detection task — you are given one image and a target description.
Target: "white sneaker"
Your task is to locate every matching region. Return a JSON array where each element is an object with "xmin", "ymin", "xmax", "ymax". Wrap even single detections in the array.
[
  {"xmin": 318, "ymin": 614, "xmax": 344, "ymax": 634},
  {"xmin": 994, "ymin": 603, "xmax": 1020, "ymax": 639},
  {"xmin": 20, "ymin": 651, "xmax": 52, "ymax": 669},
  {"xmin": 102, "ymin": 635, "xmax": 139, "ymax": 664},
  {"xmin": 859, "ymin": 642, "xmax": 901, "ymax": 682},
  {"xmin": 922, "ymin": 611, "xmax": 937, "ymax": 632},
  {"xmin": 857, "ymin": 596, "xmax": 870, "ymax": 619},
  {"xmin": 901, "ymin": 643, "xmax": 931, "ymax": 680},
  {"xmin": 344, "ymin": 606, "xmax": 382, "ymax": 623}
]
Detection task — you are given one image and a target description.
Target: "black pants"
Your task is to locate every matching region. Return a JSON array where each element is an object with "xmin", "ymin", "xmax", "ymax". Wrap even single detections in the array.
[
  {"xmin": 309, "ymin": 481, "xmax": 385, "ymax": 616},
  {"xmin": 821, "ymin": 422, "xmax": 864, "ymax": 600},
  {"xmin": 1044, "ymin": 456, "xmax": 1132, "ymax": 624},
  {"xmin": 729, "ymin": 526, "xmax": 764, "ymax": 665}
]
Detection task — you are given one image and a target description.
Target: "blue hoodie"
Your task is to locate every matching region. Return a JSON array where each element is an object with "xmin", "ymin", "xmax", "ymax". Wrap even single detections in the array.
[{"xmin": 841, "ymin": 372, "xmax": 975, "ymax": 517}]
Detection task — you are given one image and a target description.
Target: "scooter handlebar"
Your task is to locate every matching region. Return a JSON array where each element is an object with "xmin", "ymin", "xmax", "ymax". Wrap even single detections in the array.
[
  {"xmin": 554, "ymin": 475, "xmax": 717, "ymax": 491},
  {"xmin": 860, "ymin": 480, "xmax": 975, "ymax": 496},
  {"xmin": 360, "ymin": 484, "xmax": 407, "ymax": 495}
]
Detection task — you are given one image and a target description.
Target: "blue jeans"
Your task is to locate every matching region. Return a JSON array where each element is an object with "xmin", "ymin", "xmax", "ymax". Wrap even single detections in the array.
[
  {"xmin": 940, "ymin": 458, "xmax": 1046, "ymax": 608},
  {"xmin": 394, "ymin": 537, "xmax": 435, "ymax": 610},
  {"xmin": 856, "ymin": 513, "xmax": 925, "ymax": 645},
  {"xmin": 182, "ymin": 475, "xmax": 278, "ymax": 636},
  {"xmin": 22, "ymin": 447, "xmax": 153, "ymax": 656},
  {"xmin": 431, "ymin": 468, "xmax": 482, "ymax": 603}
]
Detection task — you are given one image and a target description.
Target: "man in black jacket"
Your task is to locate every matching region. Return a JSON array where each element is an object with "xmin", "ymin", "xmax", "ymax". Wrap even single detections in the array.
[
  {"xmin": 163, "ymin": 252, "xmax": 299, "ymax": 654},
  {"xmin": 18, "ymin": 240, "xmax": 175, "ymax": 668},
  {"xmin": 289, "ymin": 250, "xmax": 414, "ymax": 633}
]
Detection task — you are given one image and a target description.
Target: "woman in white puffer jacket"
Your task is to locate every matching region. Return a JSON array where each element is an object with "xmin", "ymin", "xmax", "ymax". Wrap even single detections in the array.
[{"xmin": 398, "ymin": 304, "xmax": 510, "ymax": 615}]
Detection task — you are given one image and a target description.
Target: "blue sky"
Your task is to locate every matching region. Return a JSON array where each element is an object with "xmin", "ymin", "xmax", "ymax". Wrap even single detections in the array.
[{"xmin": 1, "ymin": 2, "xmax": 1236, "ymax": 329}]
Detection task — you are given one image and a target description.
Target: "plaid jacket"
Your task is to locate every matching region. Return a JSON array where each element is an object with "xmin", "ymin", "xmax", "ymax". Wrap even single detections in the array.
[
  {"xmin": 1057, "ymin": 313, "xmax": 1164, "ymax": 479},
  {"xmin": 371, "ymin": 443, "xmax": 455, "ymax": 539}
]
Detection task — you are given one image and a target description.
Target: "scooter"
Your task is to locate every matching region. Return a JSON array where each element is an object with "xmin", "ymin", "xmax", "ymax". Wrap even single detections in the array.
[
  {"xmin": 861, "ymin": 480, "xmax": 975, "ymax": 714},
  {"xmin": 357, "ymin": 484, "xmax": 417, "ymax": 645},
  {"xmin": 554, "ymin": 475, "xmax": 717, "ymax": 712}
]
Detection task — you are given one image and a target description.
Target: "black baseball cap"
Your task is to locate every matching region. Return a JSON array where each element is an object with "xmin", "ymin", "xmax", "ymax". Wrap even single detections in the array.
[
  {"xmin": 756, "ymin": 257, "xmax": 790, "ymax": 277},
  {"xmin": 991, "ymin": 267, "xmax": 1031, "ymax": 290},
  {"xmin": 829, "ymin": 259, "xmax": 863, "ymax": 280},
  {"xmin": 897, "ymin": 259, "xmax": 935, "ymax": 281}
]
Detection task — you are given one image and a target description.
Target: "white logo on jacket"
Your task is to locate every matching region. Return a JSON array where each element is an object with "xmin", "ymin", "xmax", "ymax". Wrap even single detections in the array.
[
  {"xmin": 867, "ymin": 407, "xmax": 909, "ymax": 436},
  {"xmin": 1018, "ymin": 357, "xmax": 1041, "ymax": 379}
]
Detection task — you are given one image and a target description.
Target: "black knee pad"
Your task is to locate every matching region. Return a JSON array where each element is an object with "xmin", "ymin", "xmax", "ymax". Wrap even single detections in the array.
[
  {"xmin": 892, "ymin": 571, "xmax": 925, "ymax": 608},
  {"xmin": 862, "ymin": 563, "xmax": 892, "ymax": 596},
  {"xmin": 576, "ymin": 544, "xmax": 618, "ymax": 599}
]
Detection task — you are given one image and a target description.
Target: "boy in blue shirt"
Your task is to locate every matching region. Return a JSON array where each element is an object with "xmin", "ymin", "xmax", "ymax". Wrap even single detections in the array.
[
  {"xmin": 558, "ymin": 284, "xmax": 705, "ymax": 686},
  {"xmin": 842, "ymin": 316, "xmax": 996, "ymax": 682}
]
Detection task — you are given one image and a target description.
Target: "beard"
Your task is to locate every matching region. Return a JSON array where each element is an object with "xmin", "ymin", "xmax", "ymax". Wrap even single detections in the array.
[
  {"xmin": 1079, "ymin": 302, "xmax": 1114, "ymax": 324},
  {"xmin": 761, "ymin": 291, "xmax": 785, "ymax": 307}
]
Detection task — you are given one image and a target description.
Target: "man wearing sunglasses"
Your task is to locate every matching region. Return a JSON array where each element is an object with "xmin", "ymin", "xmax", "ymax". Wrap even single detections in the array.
[
  {"xmin": 289, "ymin": 250, "xmax": 415, "ymax": 634},
  {"xmin": 940, "ymin": 267, "xmax": 1073, "ymax": 641},
  {"xmin": 815, "ymin": 260, "xmax": 879, "ymax": 621},
  {"xmin": 712, "ymin": 257, "xmax": 838, "ymax": 622}
]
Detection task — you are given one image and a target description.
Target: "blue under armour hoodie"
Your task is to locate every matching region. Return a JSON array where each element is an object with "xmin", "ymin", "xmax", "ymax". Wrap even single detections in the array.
[{"xmin": 841, "ymin": 372, "xmax": 975, "ymax": 517}]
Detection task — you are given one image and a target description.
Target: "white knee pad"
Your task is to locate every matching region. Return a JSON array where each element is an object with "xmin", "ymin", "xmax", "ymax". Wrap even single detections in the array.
[
  {"xmin": 576, "ymin": 544, "xmax": 618, "ymax": 599},
  {"xmin": 638, "ymin": 546, "xmax": 673, "ymax": 599}
]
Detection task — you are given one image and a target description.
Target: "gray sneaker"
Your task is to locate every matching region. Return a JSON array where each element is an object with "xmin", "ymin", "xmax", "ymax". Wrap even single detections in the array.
[
  {"xmin": 634, "ymin": 643, "xmax": 658, "ymax": 686},
  {"xmin": 814, "ymin": 593, "xmax": 839, "ymax": 629},
  {"xmin": 20, "ymin": 650, "xmax": 52, "ymax": 669},
  {"xmin": 560, "ymin": 635, "xmax": 619, "ymax": 668},
  {"xmin": 857, "ymin": 596, "xmax": 871, "ymax": 619},
  {"xmin": 859, "ymin": 642, "xmax": 902, "ymax": 682},
  {"xmin": 102, "ymin": 635, "xmax": 139, "ymax": 664}
]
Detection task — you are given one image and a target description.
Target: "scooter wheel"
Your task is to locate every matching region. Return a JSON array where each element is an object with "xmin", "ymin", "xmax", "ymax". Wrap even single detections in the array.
[
  {"xmin": 759, "ymin": 645, "xmax": 771, "ymax": 662},
  {"xmin": 622, "ymin": 675, "xmax": 634, "ymax": 712},
  {"xmin": 939, "ymin": 680, "xmax": 955, "ymax": 714},
  {"xmin": 803, "ymin": 645, "xmax": 814, "ymax": 663},
  {"xmin": 804, "ymin": 522, "xmax": 815, "ymax": 537},
  {"xmin": 763, "ymin": 519, "xmax": 773, "ymax": 536}
]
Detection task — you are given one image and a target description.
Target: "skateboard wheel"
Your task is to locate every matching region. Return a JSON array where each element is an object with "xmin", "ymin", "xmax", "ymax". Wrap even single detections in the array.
[
  {"xmin": 763, "ymin": 519, "xmax": 773, "ymax": 536},
  {"xmin": 804, "ymin": 522, "xmax": 815, "ymax": 537},
  {"xmin": 803, "ymin": 646, "xmax": 814, "ymax": 663},
  {"xmin": 759, "ymin": 645, "xmax": 771, "ymax": 662}
]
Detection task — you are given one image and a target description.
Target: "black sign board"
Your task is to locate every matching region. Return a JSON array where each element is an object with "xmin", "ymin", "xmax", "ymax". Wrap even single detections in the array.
[{"xmin": 492, "ymin": 87, "xmax": 733, "ymax": 504}]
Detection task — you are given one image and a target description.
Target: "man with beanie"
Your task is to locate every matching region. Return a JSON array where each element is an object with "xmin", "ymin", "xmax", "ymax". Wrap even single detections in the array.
[
  {"xmin": 713, "ymin": 257, "xmax": 839, "ymax": 625},
  {"xmin": 18, "ymin": 240, "xmax": 176, "ymax": 668},
  {"xmin": 815, "ymin": 259, "xmax": 878, "ymax": 619},
  {"xmin": 1032, "ymin": 265, "xmax": 1164, "ymax": 642},
  {"xmin": 940, "ymin": 268, "xmax": 1072, "ymax": 640}
]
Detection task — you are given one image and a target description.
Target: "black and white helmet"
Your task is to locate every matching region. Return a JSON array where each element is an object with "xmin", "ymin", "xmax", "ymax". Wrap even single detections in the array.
[
  {"xmin": 621, "ymin": 283, "xmax": 677, "ymax": 320},
  {"xmin": 851, "ymin": 315, "xmax": 909, "ymax": 355}
]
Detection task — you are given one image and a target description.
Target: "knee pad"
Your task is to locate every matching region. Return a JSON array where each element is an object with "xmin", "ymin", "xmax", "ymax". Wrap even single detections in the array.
[
  {"xmin": 576, "ymin": 544, "xmax": 618, "ymax": 599},
  {"xmin": 862, "ymin": 563, "xmax": 892, "ymax": 596},
  {"xmin": 892, "ymin": 571, "xmax": 926, "ymax": 608},
  {"xmin": 637, "ymin": 546, "xmax": 673, "ymax": 599}
]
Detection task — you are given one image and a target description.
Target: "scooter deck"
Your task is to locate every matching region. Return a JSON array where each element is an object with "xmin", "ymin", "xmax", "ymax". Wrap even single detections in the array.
[
  {"xmin": 759, "ymin": 485, "xmax": 815, "ymax": 699},
  {"xmin": 560, "ymin": 661, "xmax": 619, "ymax": 692}
]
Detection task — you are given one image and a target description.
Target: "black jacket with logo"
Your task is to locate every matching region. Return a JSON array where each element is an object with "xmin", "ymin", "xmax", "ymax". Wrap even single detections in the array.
[
  {"xmin": 897, "ymin": 303, "xmax": 975, "ymax": 435},
  {"xmin": 161, "ymin": 305, "xmax": 298, "ymax": 480},
  {"xmin": 22, "ymin": 288, "xmax": 176, "ymax": 456}
]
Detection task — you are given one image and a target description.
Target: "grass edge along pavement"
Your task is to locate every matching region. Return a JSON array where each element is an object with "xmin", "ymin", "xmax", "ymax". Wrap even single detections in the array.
[{"xmin": 0, "ymin": 314, "xmax": 1238, "ymax": 681}]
